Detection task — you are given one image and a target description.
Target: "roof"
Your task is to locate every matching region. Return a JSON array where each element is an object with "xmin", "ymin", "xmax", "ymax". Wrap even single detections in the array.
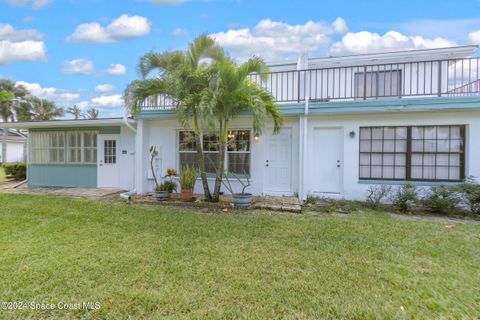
[
  {"xmin": 267, "ymin": 45, "xmax": 479, "ymax": 70},
  {"xmin": 0, "ymin": 117, "xmax": 136, "ymax": 129},
  {"xmin": 0, "ymin": 128, "xmax": 27, "ymax": 139}
]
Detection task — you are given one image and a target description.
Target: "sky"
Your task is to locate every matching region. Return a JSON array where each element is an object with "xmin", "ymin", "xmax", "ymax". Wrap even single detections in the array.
[{"xmin": 1, "ymin": 0, "xmax": 480, "ymax": 118}]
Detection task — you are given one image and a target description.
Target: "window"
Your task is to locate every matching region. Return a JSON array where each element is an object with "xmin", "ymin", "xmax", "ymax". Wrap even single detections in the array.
[
  {"xmin": 227, "ymin": 130, "xmax": 250, "ymax": 175},
  {"xmin": 30, "ymin": 130, "xmax": 97, "ymax": 164},
  {"xmin": 355, "ymin": 70, "xmax": 401, "ymax": 98},
  {"xmin": 104, "ymin": 140, "xmax": 117, "ymax": 164},
  {"xmin": 178, "ymin": 130, "xmax": 251, "ymax": 175},
  {"xmin": 30, "ymin": 131, "xmax": 65, "ymax": 164},
  {"xmin": 359, "ymin": 125, "xmax": 465, "ymax": 182}
]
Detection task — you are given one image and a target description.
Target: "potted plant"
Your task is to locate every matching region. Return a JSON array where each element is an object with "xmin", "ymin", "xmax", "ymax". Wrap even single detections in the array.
[
  {"xmin": 179, "ymin": 165, "xmax": 197, "ymax": 201},
  {"xmin": 222, "ymin": 171, "xmax": 253, "ymax": 208},
  {"xmin": 149, "ymin": 146, "xmax": 177, "ymax": 201}
]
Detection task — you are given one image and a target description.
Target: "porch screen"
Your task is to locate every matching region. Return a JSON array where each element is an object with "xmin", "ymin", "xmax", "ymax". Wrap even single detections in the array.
[
  {"xmin": 178, "ymin": 130, "xmax": 251, "ymax": 175},
  {"xmin": 30, "ymin": 130, "xmax": 97, "ymax": 164},
  {"xmin": 359, "ymin": 125, "xmax": 465, "ymax": 181}
]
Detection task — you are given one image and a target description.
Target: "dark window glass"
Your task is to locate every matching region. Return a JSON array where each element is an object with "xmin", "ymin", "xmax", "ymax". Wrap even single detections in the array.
[{"xmin": 359, "ymin": 125, "xmax": 465, "ymax": 182}]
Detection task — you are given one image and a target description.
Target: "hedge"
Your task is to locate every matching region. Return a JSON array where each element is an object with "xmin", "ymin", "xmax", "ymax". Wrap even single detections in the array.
[{"xmin": 2, "ymin": 163, "xmax": 27, "ymax": 181}]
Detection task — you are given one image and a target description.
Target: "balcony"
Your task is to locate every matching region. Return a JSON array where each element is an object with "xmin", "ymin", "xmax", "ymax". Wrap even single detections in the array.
[{"xmin": 139, "ymin": 57, "xmax": 480, "ymax": 111}]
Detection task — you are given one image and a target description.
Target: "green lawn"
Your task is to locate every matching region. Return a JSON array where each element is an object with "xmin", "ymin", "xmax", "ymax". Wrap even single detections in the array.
[
  {"xmin": 0, "ymin": 195, "xmax": 479, "ymax": 319},
  {"xmin": 0, "ymin": 167, "xmax": 5, "ymax": 183}
]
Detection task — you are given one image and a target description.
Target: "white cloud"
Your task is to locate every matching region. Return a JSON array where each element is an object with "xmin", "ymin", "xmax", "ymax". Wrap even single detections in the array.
[
  {"xmin": 0, "ymin": 23, "xmax": 44, "ymax": 41},
  {"xmin": 0, "ymin": 24, "xmax": 46, "ymax": 64},
  {"xmin": 172, "ymin": 28, "xmax": 189, "ymax": 37},
  {"xmin": 95, "ymin": 84, "xmax": 115, "ymax": 92},
  {"xmin": 211, "ymin": 17, "xmax": 348, "ymax": 60},
  {"xmin": 106, "ymin": 63, "xmax": 126, "ymax": 76},
  {"xmin": 62, "ymin": 59, "xmax": 95, "ymax": 75},
  {"xmin": 90, "ymin": 94, "xmax": 124, "ymax": 107},
  {"xmin": 468, "ymin": 30, "xmax": 480, "ymax": 44},
  {"xmin": 15, "ymin": 81, "xmax": 80, "ymax": 103},
  {"xmin": 330, "ymin": 31, "xmax": 456, "ymax": 56},
  {"xmin": 0, "ymin": 40, "xmax": 46, "ymax": 64},
  {"xmin": 1, "ymin": 0, "xmax": 52, "ymax": 9},
  {"xmin": 66, "ymin": 14, "xmax": 151, "ymax": 43}
]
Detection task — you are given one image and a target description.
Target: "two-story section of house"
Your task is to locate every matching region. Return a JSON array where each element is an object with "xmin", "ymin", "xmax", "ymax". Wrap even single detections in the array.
[
  {"xmin": 3, "ymin": 45, "xmax": 480, "ymax": 201},
  {"xmin": 135, "ymin": 45, "xmax": 480, "ymax": 200}
]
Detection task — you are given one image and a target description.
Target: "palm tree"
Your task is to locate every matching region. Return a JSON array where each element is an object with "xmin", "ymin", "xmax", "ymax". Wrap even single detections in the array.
[
  {"xmin": 0, "ymin": 90, "xmax": 14, "ymax": 164},
  {"xmin": 0, "ymin": 80, "xmax": 29, "ymax": 165},
  {"xmin": 66, "ymin": 105, "xmax": 82, "ymax": 119},
  {"xmin": 16, "ymin": 97, "xmax": 64, "ymax": 121},
  {"xmin": 85, "ymin": 108, "xmax": 99, "ymax": 119},
  {"xmin": 200, "ymin": 57, "xmax": 284, "ymax": 201},
  {"xmin": 125, "ymin": 34, "xmax": 225, "ymax": 201}
]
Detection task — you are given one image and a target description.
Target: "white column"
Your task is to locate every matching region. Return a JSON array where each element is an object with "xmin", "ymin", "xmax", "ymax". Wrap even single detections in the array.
[
  {"xmin": 134, "ymin": 119, "xmax": 147, "ymax": 194},
  {"xmin": 297, "ymin": 54, "xmax": 309, "ymax": 202}
]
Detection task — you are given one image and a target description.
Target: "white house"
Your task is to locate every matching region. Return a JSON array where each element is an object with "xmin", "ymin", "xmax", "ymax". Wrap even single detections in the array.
[
  {"xmin": 3, "ymin": 45, "xmax": 480, "ymax": 201},
  {"xmin": 0, "ymin": 129, "xmax": 27, "ymax": 163}
]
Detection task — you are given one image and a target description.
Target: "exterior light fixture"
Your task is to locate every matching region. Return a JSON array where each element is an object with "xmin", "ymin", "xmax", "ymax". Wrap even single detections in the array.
[
  {"xmin": 349, "ymin": 131, "xmax": 356, "ymax": 138},
  {"xmin": 254, "ymin": 133, "xmax": 260, "ymax": 141}
]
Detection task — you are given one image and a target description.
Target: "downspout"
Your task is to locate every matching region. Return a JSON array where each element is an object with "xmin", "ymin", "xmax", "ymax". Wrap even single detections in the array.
[
  {"xmin": 120, "ymin": 113, "xmax": 137, "ymax": 200},
  {"xmin": 123, "ymin": 114, "xmax": 137, "ymax": 134},
  {"xmin": 297, "ymin": 54, "xmax": 309, "ymax": 203}
]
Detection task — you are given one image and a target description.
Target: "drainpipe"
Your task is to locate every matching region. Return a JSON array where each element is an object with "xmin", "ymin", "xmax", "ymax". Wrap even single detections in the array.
[
  {"xmin": 297, "ymin": 54, "xmax": 309, "ymax": 203},
  {"xmin": 123, "ymin": 114, "xmax": 137, "ymax": 133},
  {"xmin": 121, "ymin": 113, "xmax": 137, "ymax": 199}
]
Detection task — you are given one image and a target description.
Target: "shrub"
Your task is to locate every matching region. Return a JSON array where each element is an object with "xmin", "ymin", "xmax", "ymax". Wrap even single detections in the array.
[
  {"xmin": 454, "ymin": 176, "xmax": 480, "ymax": 215},
  {"xmin": 366, "ymin": 185, "xmax": 392, "ymax": 208},
  {"xmin": 2, "ymin": 163, "xmax": 26, "ymax": 181},
  {"xmin": 305, "ymin": 195, "xmax": 319, "ymax": 206},
  {"xmin": 391, "ymin": 184, "xmax": 418, "ymax": 214},
  {"xmin": 421, "ymin": 186, "xmax": 460, "ymax": 213},
  {"xmin": 157, "ymin": 181, "xmax": 177, "ymax": 193}
]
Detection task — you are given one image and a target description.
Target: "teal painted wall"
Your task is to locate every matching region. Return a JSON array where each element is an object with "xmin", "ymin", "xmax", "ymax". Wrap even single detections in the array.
[{"xmin": 28, "ymin": 164, "xmax": 97, "ymax": 188}]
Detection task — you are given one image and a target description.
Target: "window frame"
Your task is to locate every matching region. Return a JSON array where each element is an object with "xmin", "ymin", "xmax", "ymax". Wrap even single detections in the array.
[
  {"xmin": 354, "ymin": 69, "xmax": 402, "ymax": 99},
  {"xmin": 30, "ymin": 130, "xmax": 98, "ymax": 165},
  {"xmin": 358, "ymin": 125, "xmax": 466, "ymax": 182},
  {"xmin": 177, "ymin": 129, "xmax": 252, "ymax": 177}
]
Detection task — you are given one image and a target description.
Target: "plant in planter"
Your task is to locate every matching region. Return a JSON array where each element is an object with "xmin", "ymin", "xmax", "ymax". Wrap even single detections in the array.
[
  {"xmin": 179, "ymin": 165, "xmax": 197, "ymax": 201},
  {"xmin": 149, "ymin": 146, "xmax": 177, "ymax": 201},
  {"xmin": 221, "ymin": 171, "xmax": 253, "ymax": 208}
]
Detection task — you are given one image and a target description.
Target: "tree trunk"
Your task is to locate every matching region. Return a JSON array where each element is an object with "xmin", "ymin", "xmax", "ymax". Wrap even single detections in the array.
[
  {"xmin": 1, "ymin": 120, "xmax": 7, "ymax": 165},
  {"xmin": 193, "ymin": 109, "xmax": 212, "ymax": 201},
  {"xmin": 212, "ymin": 121, "xmax": 228, "ymax": 202}
]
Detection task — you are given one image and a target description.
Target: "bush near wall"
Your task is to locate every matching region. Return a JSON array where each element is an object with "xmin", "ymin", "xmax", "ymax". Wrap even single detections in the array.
[{"xmin": 2, "ymin": 163, "xmax": 27, "ymax": 181}]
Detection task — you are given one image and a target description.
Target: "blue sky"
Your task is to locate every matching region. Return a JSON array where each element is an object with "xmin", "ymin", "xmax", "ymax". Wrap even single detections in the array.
[{"xmin": 1, "ymin": 0, "xmax": 480, "ymax": 117}]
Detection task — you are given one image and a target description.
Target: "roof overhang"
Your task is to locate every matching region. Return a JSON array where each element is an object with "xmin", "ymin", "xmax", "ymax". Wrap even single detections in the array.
[
  {"xmin": 0, "ymin": 118, "xmax": 136, "ymax": 130},
  {"xmin": 309, "ymin": 46, "xmax": 479, "ymax": 68}
]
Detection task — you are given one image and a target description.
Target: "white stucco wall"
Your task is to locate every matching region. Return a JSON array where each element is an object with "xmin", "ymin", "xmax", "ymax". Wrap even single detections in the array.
[
  {"xmin": 0, "ymin": 141, "xmax": 25, "ymax": 163},
  {"xmin": 143, "ymin": 116, "xmax": 300, "ymax": 196},
  {"xmin": 305, "ymin": 109, "xmax": 480, "ymax": 201},
  {"xmin": 118, "ymin": 127, "xmax": 136, "ymax": 190},
  {"xmin": 139, "ymin": 108, "xmax": 480, "ymax": 201}
]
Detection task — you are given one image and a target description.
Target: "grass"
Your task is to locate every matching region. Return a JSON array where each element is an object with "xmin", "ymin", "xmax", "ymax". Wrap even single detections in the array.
[
  {"xmin": 0, "ymin": 166, "xmax": 5, "ymax": 183},
  {"xmin": 0, "ymin": 194, "xmax": 479, "ymax": 319}
]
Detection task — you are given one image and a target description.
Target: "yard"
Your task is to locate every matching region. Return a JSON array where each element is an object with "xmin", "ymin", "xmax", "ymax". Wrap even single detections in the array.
[
  {"xmin": 0, "ymin": 167, "xmax": 5, "ymax": 183},
  {"xmin": 0, "ymin": 194, "xmax": 479, "ymax": 319}
]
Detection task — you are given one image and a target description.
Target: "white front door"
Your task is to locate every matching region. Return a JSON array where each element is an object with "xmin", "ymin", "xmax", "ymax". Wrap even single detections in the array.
[
  {"xmin": 98, "ymin": 134, "xmax": 119, "ymax": 188},
  {"xmin": 312, "ymin": 127, "xmax": 343, "ymax": 194},
  {"xmin": 264, "ymin": 128, "xmax": 292, "ymax": 195}
]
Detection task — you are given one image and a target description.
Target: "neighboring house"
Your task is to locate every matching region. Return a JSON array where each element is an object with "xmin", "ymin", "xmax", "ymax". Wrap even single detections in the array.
[
  {"xmin": 2, "ymin": 45, "xmax": 480, "ymax": 201},
  {"xmin": 0, "ymin": 129, "xmax": 27, "ymax": 163}
]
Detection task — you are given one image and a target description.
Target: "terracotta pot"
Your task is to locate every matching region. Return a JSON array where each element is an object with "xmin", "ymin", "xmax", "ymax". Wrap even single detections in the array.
[{"xmin": 181, "ymin": 189, "xmax": 194, "ymax": 201}]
